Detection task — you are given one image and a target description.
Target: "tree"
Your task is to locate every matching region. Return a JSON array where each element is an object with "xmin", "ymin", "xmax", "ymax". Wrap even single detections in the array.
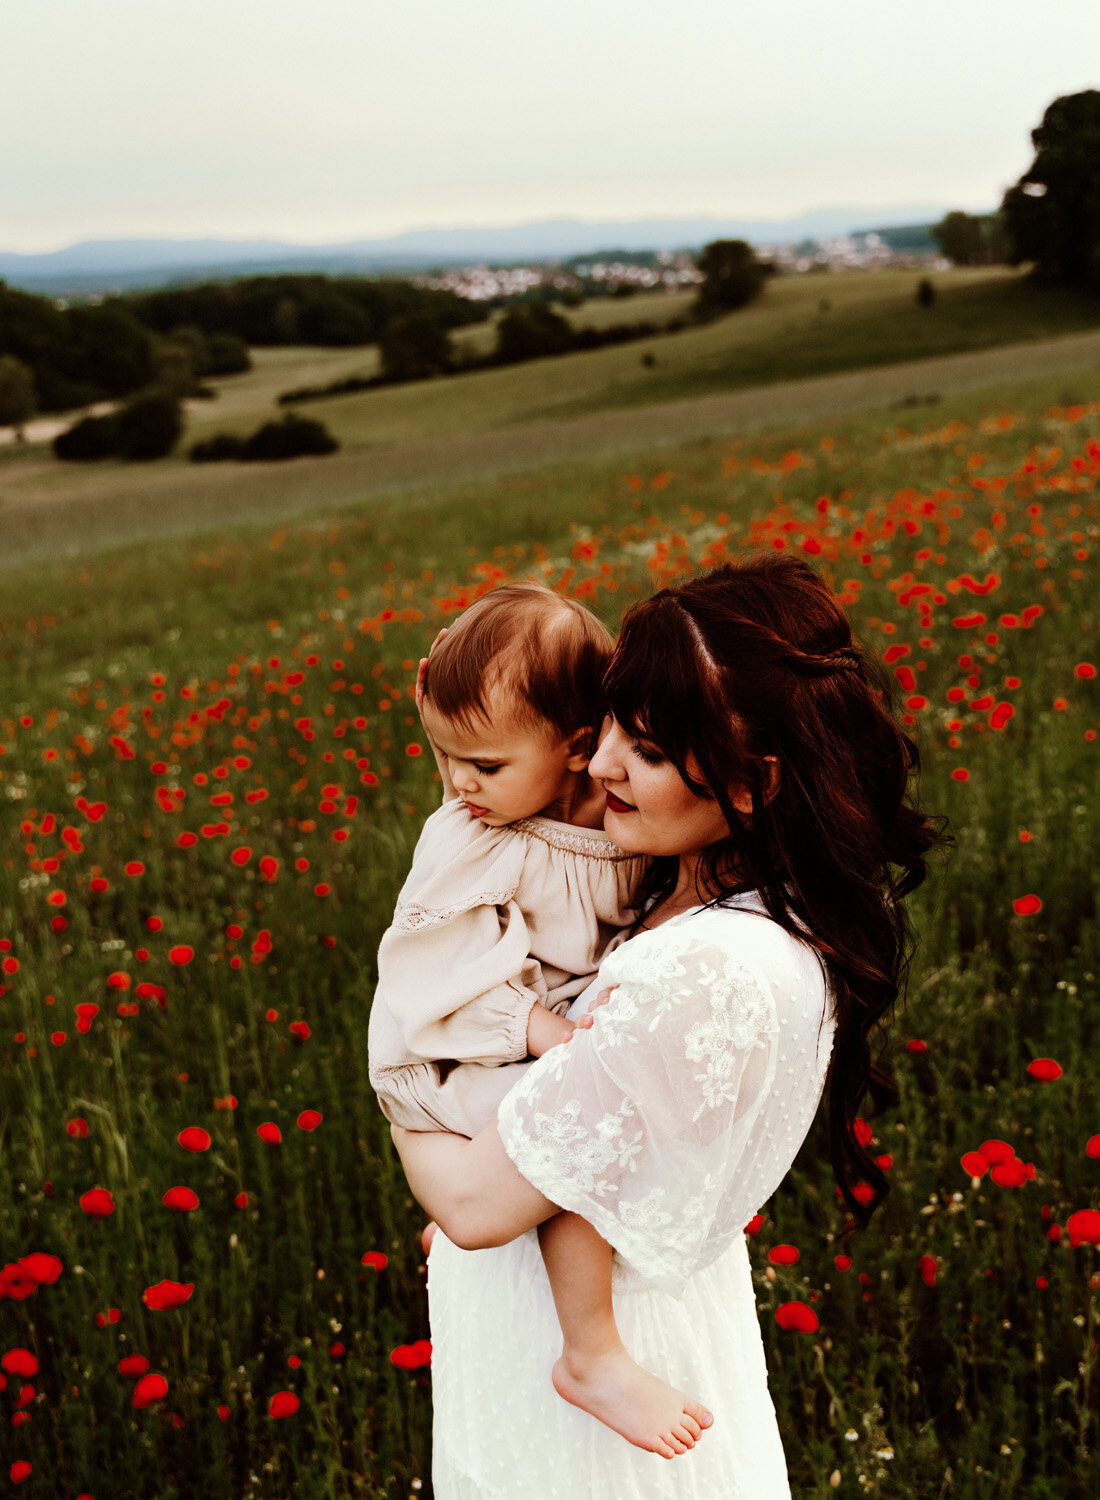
[
  {"xmin": 114, "ymin": 389, "xmax": 183, "ymax": 461},
  {"xmin": 694, "ymin": 239, "xmax": 767, "ymax": 316},
  {"xmin": 0, "ymin": 355, "xmax": 36, "ymax": 439},
  {"xmin": 1000, "ymin": 89, "xmax": 1100, "ymax": 291},
  {"xmin": 495, "ymin": 303, "xmax": 574, "ymax": 363},
  {"xmin": 379, "ymin": 313, "xmax": 453, "ymax": 381},
  {"xmin": 932, "ymin": 211, "xmax": 987, "ymax": 267},
  {"xmin": 239, "ymin": 413, "xmax": 338, "ymax": 461}
]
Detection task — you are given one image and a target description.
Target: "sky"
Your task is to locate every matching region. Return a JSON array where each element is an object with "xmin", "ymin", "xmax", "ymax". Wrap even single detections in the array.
[{"xmin": 3, "ymin": 0, "xmax": 1098, "ymax": 252}]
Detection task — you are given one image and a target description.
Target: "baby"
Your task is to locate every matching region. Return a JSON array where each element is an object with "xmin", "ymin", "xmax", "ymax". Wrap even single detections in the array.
[{"xmin": 368, "ymin": 582, "xmax": 710, "ymax": 1457}]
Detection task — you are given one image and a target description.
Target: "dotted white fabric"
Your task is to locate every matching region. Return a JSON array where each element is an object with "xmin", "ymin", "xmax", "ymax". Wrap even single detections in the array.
[{"xmin": 428, "ymin": 895, "xmax": 837, "ymax": 1499}]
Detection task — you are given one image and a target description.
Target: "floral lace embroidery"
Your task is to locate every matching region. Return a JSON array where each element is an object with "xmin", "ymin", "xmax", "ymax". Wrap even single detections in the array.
[
  {"xmin": 510, "ymin": 818, "xmax": 640, "ymax": 862},
  {"xmin": 391, "ymin": 891, "xmax": 515, "ymax": 932}
]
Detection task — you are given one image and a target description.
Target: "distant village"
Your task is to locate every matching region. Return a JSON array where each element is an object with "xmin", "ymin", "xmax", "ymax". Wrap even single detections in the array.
[{"xmin": 421, "ymin": 230, "xmax": 947, "ymax": 303}]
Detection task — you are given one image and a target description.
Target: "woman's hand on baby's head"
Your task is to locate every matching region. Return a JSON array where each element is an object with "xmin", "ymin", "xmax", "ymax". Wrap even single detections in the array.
[{"xmin": 415, "ymin": 629, "xmax": 450, "ymax": 713}]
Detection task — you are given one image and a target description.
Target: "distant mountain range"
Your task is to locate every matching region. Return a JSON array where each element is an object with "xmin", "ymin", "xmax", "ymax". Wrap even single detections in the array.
[{"xmin": 0, "ymin": 206, "xmax": 958, "ymax": 294}]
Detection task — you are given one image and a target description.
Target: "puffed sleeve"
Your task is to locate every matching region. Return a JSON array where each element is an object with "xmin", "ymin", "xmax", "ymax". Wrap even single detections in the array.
[
  {"xmin": 497, "ymin": 916, "xmax": 784, "ymax": 1297},
  {"xmin": 375, "ymin": 803, "xmax": 546, "ymax": 1066}
]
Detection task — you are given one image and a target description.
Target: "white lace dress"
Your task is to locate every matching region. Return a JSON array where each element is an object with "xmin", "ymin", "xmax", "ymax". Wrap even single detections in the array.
[{"xmin": 427, "ymin": 895, "xmax": 837, "ymax": 1499}]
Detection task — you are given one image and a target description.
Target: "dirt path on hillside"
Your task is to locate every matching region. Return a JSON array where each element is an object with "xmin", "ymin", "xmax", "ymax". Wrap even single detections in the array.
[{"xmin": 3, "ymin": 328, "xmax": 1100, "ymax": 565}]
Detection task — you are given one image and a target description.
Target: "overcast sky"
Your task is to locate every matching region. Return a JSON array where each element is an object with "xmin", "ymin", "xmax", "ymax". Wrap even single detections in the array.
[{"xmin": 3, "ymin": 0, "xmax": 1098, "ymax": 251}]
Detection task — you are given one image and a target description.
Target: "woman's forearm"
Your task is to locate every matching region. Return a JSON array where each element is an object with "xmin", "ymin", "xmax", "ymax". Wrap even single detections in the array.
[{"xmin": 391, "ymin": 1121, "xmax": 559, "ymax": 1250}]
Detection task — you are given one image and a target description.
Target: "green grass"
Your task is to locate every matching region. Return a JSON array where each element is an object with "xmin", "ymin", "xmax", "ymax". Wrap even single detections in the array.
[{"xmin": 1, "ymin": 364, "xmax": 1099, "ymax": 1498}]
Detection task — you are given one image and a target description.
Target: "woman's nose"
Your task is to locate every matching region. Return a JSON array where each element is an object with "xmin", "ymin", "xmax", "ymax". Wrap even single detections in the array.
[{"xmin": 589, "ymin": 731, "xmax": 621, "ymax": 782}]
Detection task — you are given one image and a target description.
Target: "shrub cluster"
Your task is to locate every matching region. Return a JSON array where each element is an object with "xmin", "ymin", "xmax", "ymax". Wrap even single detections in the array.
[
  {"xmin": 52, "ymin": 390, "xmax": 182, "ymax": 462},
  {"xmin": 189, "ymin": 412, "xmax": 338, "ymax": 463}
]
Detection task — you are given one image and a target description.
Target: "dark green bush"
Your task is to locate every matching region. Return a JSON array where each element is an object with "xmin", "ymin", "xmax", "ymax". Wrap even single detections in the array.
[
  {"xmin": 189, "ymin": 432, "xmax": 245, "ymax": 463},
  {"xmin": 113, "ymin": 389, "xmax": 183, "ymax": 461},
  {"xmin": 240, "ymin": 413, "xmax": 339, "ymax": 461},
  {"xmin": 52, "ymin": 412, "xmax": 118, "ymax": 461}
]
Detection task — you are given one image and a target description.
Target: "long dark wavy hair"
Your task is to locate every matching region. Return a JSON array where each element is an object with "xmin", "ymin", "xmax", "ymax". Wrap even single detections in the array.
[{"xmin": 604, "ymin": 552, "xmax": 949, "ymax": 1228}]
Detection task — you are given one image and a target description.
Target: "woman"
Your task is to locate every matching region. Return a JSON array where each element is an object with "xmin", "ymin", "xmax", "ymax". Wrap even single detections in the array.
[{"xmin": 393, "ymin": 553, "xmax": 944, "ymax": 1498}]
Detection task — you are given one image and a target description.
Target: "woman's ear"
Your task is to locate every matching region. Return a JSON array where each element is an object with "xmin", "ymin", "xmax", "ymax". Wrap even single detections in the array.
[
  {"xmin": 565, "ymin": 726, "xmax": 595, "ymax": 771},
  {"xmin": 730, "ymin": 756, "xmax": 780, "ymax": 815}
]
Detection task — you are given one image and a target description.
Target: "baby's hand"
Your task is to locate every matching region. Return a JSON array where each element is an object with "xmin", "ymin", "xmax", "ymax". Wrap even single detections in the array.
[
  {"xmin": 527, "ymin": 1002, "xmax": 577, "ymax": 1057},
  {"xmin": 574, "ymin": 983, "xmax": 618, "ymax": 1032}
]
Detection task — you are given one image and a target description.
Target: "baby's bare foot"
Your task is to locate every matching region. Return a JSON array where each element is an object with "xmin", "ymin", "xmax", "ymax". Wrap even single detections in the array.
[{"xmin": 551, "ymin": 1347, "xmax": 713, "ymax": 1458}]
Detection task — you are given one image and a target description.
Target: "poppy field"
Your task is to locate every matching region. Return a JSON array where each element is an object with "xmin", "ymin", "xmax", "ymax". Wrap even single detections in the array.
[{"xmin": 2, "ymin": 366, "xmax": 1099, "ymax": 1499}]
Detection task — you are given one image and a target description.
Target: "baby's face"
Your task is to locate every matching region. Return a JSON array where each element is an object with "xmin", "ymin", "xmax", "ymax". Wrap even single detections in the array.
[{"xmin": 421, "ymin": 688, "xmax": 586, "ymax": 826}]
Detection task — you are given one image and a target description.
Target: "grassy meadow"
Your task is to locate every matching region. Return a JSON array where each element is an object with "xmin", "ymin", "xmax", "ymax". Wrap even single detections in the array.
[{"xmin": 1, "ymin": 316, "xmax": 1100, "ymax": 1498}]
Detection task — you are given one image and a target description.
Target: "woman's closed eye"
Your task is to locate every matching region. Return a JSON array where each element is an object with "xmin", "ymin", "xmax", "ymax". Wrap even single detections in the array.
[{"xmin": 630, "ymin": 741, "xmax": 666, "ymax": 766}]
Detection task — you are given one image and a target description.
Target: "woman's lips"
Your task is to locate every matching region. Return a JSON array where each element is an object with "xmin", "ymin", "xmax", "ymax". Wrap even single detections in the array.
[{"xmin": 605, "ymin": 791, "xmax": 636, "ymax": 813}]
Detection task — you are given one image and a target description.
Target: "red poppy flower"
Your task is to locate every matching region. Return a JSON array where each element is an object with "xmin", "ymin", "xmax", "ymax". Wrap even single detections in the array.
[
  {"xmin": 177, "ymin": 1127, "xmax": 211, "ymax": 1152},
  {"xmin": 990, "ymin": 1157, "xmax": 1028, "ymax": 1188},
  {"xmin": 390, "ymin": 1339, "xmax": 433, "ymax": 1369},
  {"xmin": 162, "ymin": 1187, "xmax": 200, "ymax": 1212},
  {"xmin": 18, "ymin": 1253, "xmax": 61, "ymax": 1285},
  {"xmin": 951, "ymin": 768, "xmax": 969, "ymax": 782},
  {"xmin": 1075, "ymin": 663, "xmax": 1096, "ymax": 679},
  {"xmin": 905, "ymin": 1039, "xmax": 927, "ymax": 1053},
  {"xmin": 1066, "ymin": 1209, "xmax": 1100, "ymax": 1244},
  {"xmin": 2, "ymin": 1350, "xmax": 38, "ymax": 1378},
  {"xmin": 768, "ymin": 1245, "xmax": 800, "ymax": 1266},
  {"xmin": 297, "ymin": 1110, "xmax": 322, "ymax": 1132},
  {"xmin": 133, "ymin": 1372, "xmax": 168, "ymax": 1407},
  {"xmin": 142, "ymin": 1280, "xmax": 194, "ymax": 1310},
  {"xmin": 106, "ymin": 972, "xmax": 131, "ymax": 990},
  {"xmin": 1027, "ymin": 1058, "xmax": 1063, "ymax": 1082},
  {"xmin": 834, "ymin": 1255, "xmax": 852, "ymax": 1272},
  {"xmin": 775, "ymin": 1302, "xmax": 819, "ymax": 1333},
  {"xmin": 10, "ymin": 1461, "xmax": 32, "ymax": 1484},
  {"xmin": 268, "ymin": 1391, "xmax": 300, "ymax": 1419},
  {"xmin": 361, "ymin": 1252, "xmax": 388, "ymax": 1273},
  {"xmin": 80, "ymin": 1187, "xmax": 116, "ymax": 1217},
  {"xmin": 259, "ymin": 856, "xmax": 278, "ymax": 881},
  {"xmin": 67, "ymin": 1117, "xmax": 89, "ymax": 1138},
  {"xmin": 960, "ymin": 1151, "xmax": 988, "ymax": 1178},
  {"xmin": 918, "ymin": 1254, "xmax": 937, "ymax": 1287},
  {"xmin": 1012, "ymin": 895, "xmax": 1042, "ymax": 916},
  {"xmin": 124, "ymin": 861, "xmax": 145, "ymax": 877},
  {"xmin": 257, "ymin": 1122, "xmax": 282, "ymax": 1145},
  {"xmin": 289, "ymin": 1021, "xmax": 311, "ymax": 1040},
  {"xmin": 744, "ymin": 1214, "xmax": 764, "ymax": 1236},
  {"xmin": 1086, "ymin": 1136, "xmax": 1100, "ymax": 1159},
  {"xmin": 168, "ymin": 946, "xmax": 194, "ymax": 966},
  {"xmin": 231, "ymin": 847, "xmax": 252, "ymax": 866},
  {"xmin": 118, "ymin": 1354, "xmax": 150, "ymax": 1377}
]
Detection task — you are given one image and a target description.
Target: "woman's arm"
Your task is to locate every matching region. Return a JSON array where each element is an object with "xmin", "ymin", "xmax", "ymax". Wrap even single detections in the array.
[{"xmin": 391, "ymin": 1120, "xmax": 560, "ymax": 1251}]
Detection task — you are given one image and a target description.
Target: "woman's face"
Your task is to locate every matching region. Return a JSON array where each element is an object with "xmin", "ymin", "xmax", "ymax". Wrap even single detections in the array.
[{"xmin": 588, "ymin": 715, "xmax": 735, "ymax": 859}]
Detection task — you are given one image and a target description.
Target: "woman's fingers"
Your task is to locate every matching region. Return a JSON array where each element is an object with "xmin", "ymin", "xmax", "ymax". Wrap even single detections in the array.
[
  {"xmin": 588, "ymin": 983, "xmax": 619, "ymax": 1011},
  {"xmin": 415, "ymin": 658, "xmax": 429, "ymax": 711}
]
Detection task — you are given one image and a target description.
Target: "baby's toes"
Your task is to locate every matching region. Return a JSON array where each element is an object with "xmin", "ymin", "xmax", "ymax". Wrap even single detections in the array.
[{"xmin": 685, "ymin": 1398, "xmax": 713, "ymax": 1430}]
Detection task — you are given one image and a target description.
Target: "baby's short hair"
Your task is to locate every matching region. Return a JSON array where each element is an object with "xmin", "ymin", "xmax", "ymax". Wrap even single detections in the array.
[{"xmin": 425, "ymin": 583, "xmax": 613, "ymax": 745}]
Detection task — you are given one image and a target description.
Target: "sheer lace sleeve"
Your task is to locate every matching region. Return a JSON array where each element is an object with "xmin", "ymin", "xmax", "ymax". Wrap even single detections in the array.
[{"xmin": 497, "ymin": 911, "xmax": 826, "ymax": 1297}]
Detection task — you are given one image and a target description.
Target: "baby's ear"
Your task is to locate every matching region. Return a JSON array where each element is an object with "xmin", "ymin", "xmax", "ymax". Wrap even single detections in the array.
[{"xmin": 565, "ymin": 725, "xmax": 595, "ymax": 770}]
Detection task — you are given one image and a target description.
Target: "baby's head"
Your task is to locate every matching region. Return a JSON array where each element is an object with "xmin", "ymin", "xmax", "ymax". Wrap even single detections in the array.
[{"xmin": 421, "ymin": 583, "xmax": 613, "ymax": 826}]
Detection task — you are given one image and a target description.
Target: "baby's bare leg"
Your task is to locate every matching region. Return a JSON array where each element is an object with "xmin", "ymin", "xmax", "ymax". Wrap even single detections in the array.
[{"xmin": 537, "ymin": 1212, "xmax": 713, "ymax": 1459}]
